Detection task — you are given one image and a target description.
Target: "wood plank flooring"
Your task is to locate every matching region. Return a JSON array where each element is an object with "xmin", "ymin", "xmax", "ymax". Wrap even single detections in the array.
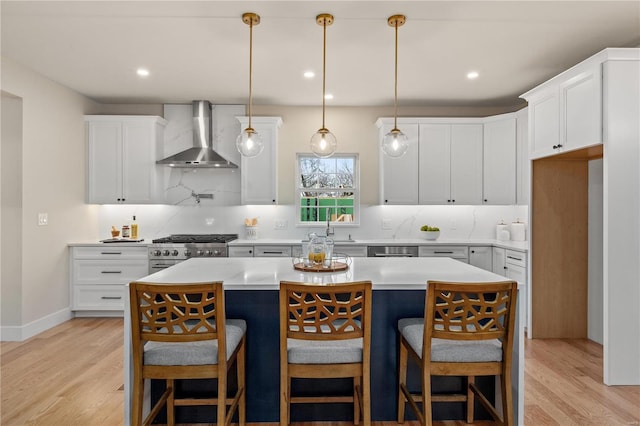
[{"xmin": 1, "ymin": 318, "xmax": 638, "ymax": 425}]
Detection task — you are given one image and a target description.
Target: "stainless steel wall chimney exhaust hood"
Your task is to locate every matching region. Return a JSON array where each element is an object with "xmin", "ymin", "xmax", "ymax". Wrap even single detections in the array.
[{"xmin": 157, "ymin": 100, "xmax": 238, "ymax": 168}]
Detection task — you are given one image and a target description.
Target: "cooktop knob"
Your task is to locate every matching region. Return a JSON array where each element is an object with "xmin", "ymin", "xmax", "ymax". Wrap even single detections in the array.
[
  {"xmin": 163, "ymin": 250, "xmax": 170, "ymax": 256},
  {"xmin": 196, "ymin": 250, "xmax": 203, "ymax": 256},
  {"xmin": 213, "ymin": 249, "xmax": 221, "ymax": 256},
  {"xmin": 205, "ymin": 250, "xmax": 213, "ymax": 256},
  {"xmin": 184, "ymin": 250, "xmax": 192, "ymax": 257},
  {"xmin": 153, "ymin": 250, "xmax": 161, "ymax": 256},
  {"xmin": 171, "ymin": 250, "xmax": 179, "ymax": 256}
]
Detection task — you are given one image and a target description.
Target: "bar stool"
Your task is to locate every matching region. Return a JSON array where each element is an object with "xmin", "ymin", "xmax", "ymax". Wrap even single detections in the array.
[
  {"xmin": 397, "ymin": 280, "xmax": 518, "ymax": 426},
  {"xmin": 279, "ymin": 280, "xmax": 372, "ymax": 425},
  {"xmin": 129, "ymin": 281, "xmax": 246, "ymax": 426}
]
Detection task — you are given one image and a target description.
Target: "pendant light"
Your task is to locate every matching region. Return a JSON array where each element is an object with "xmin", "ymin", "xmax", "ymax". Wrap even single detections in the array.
[
  {"xmin": 310, "ymin": 13, "xmax": 337, "ymax": 158},
  {"xmin": 382, "ymin": 14, "xmax": 409, "ymax": 158},
  {"xmin": 236, "ymin": 12, "xmax": 264, "ymax": 157}
]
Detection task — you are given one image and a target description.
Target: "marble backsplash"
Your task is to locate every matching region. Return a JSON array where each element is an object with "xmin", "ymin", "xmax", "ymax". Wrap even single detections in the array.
[{"xmin": 98, "ymin": 203, "xmax": 528, "ymax": 242}]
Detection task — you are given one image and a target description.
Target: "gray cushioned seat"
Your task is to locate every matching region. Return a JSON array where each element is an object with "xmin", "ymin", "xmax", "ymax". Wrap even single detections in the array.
[
  {"xmin": 144, "ymin": 319, "xmax": 246, "ymax": 366},
  {"xmin": 287, "ymin": 337, "xmax": 363, "ymax": 364},
  {"xmin": 398, "ymin": 318, "xmax": 502, "ymax": 363}
]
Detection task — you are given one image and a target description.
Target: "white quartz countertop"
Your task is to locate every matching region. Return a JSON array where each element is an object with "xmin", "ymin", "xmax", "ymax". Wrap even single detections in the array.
[
  {"xmin": 68, "ymin": 241, "xmax": 151, "ymax": 247},
  {"xmin": 228, "ymin": 238, "xmax": 528, "ymax": 252},
  {"xmin": 137, "ymin": 257, "xmax": 512, "ymax": 291}
]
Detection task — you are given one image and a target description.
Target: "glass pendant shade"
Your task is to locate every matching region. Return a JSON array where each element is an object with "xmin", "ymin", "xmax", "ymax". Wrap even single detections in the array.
[
  {"xmin": 382, "ymin": 127, "xmax": 409, "ymax": 158},
  {"xmin": 310, "ymin": 128, "xmax": 337, "ymax": 158},
  {"xmin": 236, "ymin": 127, "xmax": 264, "ymax": 157}
]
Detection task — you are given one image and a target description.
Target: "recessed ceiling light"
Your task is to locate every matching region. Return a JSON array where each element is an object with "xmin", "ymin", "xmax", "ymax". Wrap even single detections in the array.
[
  {"xmin": 136, "ymin": 68, "xmax": 150, "ymax": 77},
  {"xmin": 467, "ymin": 71, "xmax": 479, "ymax": 80},
  {"xmin": 304, "ymin": 71, "xmax": 315, "ymax": 79},
  {"xmin": 324, "ymin": 93, "xmax": 334, "ymax": 100}
]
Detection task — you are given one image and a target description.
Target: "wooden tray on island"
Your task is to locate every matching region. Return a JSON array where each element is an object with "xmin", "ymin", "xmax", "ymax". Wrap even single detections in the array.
[{"xmin": 293, "ymin": 261, "xmax": 349, "ymax": 272}]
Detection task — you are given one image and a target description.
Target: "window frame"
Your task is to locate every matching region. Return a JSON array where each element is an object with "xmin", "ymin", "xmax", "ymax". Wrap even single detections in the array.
[{"xmin": 295, "ymin": 153, "xmax": 360, "ymax": 228}]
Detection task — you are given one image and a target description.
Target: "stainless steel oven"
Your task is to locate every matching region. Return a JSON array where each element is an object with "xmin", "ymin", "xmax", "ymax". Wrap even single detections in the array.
[{"xmin": 148, "ymin": 234, "xmax": 238, "ymax": 274}]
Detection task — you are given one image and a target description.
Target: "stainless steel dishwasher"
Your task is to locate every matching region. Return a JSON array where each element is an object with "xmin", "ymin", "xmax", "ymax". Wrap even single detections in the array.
[{"xmin": 367, "ymin": 246, "xmax": 419, "ymax": 257}]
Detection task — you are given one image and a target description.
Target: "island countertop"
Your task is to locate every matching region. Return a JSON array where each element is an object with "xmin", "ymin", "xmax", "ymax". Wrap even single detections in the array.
[{"xmin": 138, "ymin": 256, "xmax": 512, "ymax": 290}]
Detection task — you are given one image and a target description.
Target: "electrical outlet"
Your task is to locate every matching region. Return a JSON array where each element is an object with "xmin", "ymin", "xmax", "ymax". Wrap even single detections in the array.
[
  {"xmin": 38, "ymin": 213, "xmax": 48, "ymax": 226},
  {"xmin": 450, "ymin": 219, "xmax": 457, "ymax": 230},
  {"xmin": 382, "ymin": 219, "xmax": 392, "ymax": 230},
  {"xmin": 275, "ymin": 219, "xmax": 288, "ymax": 230}
]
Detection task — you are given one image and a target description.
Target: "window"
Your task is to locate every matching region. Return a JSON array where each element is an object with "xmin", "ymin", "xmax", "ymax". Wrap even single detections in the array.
[{"xmin": 297, "ymin": 153, "xmax": 359, "ymax": 226}]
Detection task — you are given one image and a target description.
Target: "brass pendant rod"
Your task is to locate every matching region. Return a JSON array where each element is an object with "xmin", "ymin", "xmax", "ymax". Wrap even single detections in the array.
[
  {"xmin": 248, "ymin": 19, "xmax": 254, "ymax": 129},
  {"xmin": 393, "ymin": 21, "xmax": 398, "ymax": 130},
  {"xmin": 321, "ymin": 18, "xmax": 327, "ymax": 129}
]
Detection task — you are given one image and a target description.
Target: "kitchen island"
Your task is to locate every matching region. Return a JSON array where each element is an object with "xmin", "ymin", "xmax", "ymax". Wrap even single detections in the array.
[{"xmin": 124, "ymin": 257, "xmax": 524, "ymax": 424}]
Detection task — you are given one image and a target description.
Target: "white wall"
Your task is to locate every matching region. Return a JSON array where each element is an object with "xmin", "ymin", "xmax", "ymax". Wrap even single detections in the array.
[
  {"xmin": 1, "ymin": 94, "xmax": 23, "ymax": 330},
  {"xmin": 0, "ymin": 58, "xmax": 100, "ymax": 340}
]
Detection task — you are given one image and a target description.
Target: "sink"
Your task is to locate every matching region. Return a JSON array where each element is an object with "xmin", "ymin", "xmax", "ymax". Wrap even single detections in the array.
[{"xmin": 301, "ymin": 239, "xmax": 357, "ymax": 243}]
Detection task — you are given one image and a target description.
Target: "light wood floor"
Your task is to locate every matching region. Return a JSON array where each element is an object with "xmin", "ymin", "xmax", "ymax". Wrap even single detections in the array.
[{"xmin": 1, "ymin": 318, "xmax": 638, "ymax": 425}]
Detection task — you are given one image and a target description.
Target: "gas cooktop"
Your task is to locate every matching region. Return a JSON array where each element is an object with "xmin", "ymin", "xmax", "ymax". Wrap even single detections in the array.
[{"xmin": 152, "ymin": 234, "xmax": 238, "ymax": 244}]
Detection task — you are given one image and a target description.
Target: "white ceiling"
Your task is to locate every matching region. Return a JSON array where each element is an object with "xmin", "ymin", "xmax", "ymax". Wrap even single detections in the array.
[{"xmin": 2, "ymin": 1, "xmax": 639, "ymax": 108}]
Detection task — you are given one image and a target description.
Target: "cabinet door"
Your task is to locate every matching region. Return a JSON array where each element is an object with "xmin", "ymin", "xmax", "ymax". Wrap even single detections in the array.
[
  {"xmin": 87, "ymin": 121, "xmax": 122, "ymax": 203},
  {"xmin": 229, "ymin": 246, "xmax": 254, "ymax": 257},
  {"xmin": 418, "ymin": 124, "xmax": 451, "ymax": 204},
  {"xmin": 529, "ymin": 91, "xmax": 560, "ymax": 159},
  {"xmin": 561, "ymin": 63, "xmax": 602, "ymax": 151},
  {"xmin": 516, "ymin": 109, "xmax": 530, "ymax": 205},
  {"xmin": 239, "ymin": 117, "xmax": 282, "ymax": 204},
  {"xmin": 450, "ymin": 124, "xmax": 483, "ymax": 204},
  {"xmin": 380, "ymin": 123, "xmax": 419, "ymax": 204},
  {"xmin": 122, "ymin": 121, "xmax": 157, "ymax": 204},
  {"xmin": 492, "ymin": 247, "xmax": 507, "ymax": 276},
  {"xmin": 469, "ymin": 246, "xmax": 493, "ymax": 271},
  {"xmin": 483, "ymin": 118, "xmax": 516, "ymax": 205}
]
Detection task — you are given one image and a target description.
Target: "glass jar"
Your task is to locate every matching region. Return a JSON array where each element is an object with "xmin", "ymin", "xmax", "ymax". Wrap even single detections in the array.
[
  {"xmin": 308, "ymin": 236, "xmax": 326, "ymax": 266},
  {"xmin": 121, "ymin": 225, "xmax": 130, "ymax": 238}
]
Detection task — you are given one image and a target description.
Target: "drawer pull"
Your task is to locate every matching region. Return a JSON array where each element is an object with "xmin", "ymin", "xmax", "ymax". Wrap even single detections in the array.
[
  {"xmin": 507, "ymin": 255, "xmax": 522, "ymax": 261},
  {"xmin": 101, "ymin": 271, "xmax": 122, "ymax": 274},
  {"xmin": 263, "ymin": 251, "xmax": 285, "ymax": 255},
  {"xmin": 100, "ymin": 252, "xmax": 122, "ymax": 255},
  {"xmin": 101, "ymin": 296, "xmax": 122, "ymax": 300},
  {"xmin": 434, "ymin": 251, "xmax": 454, "ymax": 254}
]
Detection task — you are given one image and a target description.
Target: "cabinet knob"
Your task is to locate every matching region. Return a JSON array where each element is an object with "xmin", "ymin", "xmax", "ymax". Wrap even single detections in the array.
[
  {"xmin": 385, "ymin": 200, "xmax": 388, "ymax": 203},
  {"xmin": 484, "ymin": 199, "xmax": 488, "ymax": 202},
  {"xmin": 447, "ymin": 199, "xmax": 451, "ymax": 203},
  {"xmin": 504, "ymin": 266, "xmax": 508, "ymax": 270},
  {"xmin": 452, "ymin": 200, "xmax": 455, "ymax": 203}
]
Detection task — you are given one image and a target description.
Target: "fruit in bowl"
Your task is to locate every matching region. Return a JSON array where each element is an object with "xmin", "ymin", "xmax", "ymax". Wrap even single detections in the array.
[{"xmin": 420, "ymin": 225, "xmax": 440, "ymax": 240}]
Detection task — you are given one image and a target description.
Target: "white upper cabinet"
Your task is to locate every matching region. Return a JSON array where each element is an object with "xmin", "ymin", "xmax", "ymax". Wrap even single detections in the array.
[
  {"xmin": 450, "ymin": 124, "xmax": 483, "ymax": 205},
  {"xmin": 378, "ymin": 121, "xmax": 419, "ymax": 205},
  {"xmin": 418, "ymin": 122, "xmax": 483, "ymax": 205},
  {"xmin": 418, "ymin": 124, "xmax": 450, "ymax": 204},
  {"xmin": 237, "ymin": 116, "xmax": 282, "ymax": 205},
  {"xmin": 516, "ymin": 108, "xmax": 530, "ymax": 205},
  {"xmin": 86, "ymin": 116, "xmax": 166, "ymax": 204},
  {"xmin": 521, "ymin": 54, "xmax": 603, "ymax": 159},
  {"xmin": 483, "ymin": 116, "xmax": 516, "ymax": 205}
]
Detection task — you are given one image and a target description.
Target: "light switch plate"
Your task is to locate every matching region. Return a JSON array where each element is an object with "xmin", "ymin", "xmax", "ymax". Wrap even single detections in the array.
[
  {"xmin": 382, "ymin": 219, "xmax": 392, "ymax": 230},
  {"xmin": 275, "ymin": 219, "xmax": 288, "ymax": 230},
  {"xmin": 38, "ymin": 213, "xmax": 48, "ymax": 226}
]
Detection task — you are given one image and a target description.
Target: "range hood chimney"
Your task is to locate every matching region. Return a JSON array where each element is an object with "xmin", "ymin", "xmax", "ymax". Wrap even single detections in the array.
[{"xmin": 157, "ymin": 100, "xmax": 238, "ymax": 168}]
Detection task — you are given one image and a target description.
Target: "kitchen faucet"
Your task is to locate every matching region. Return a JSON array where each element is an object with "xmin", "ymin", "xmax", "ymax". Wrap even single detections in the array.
[{"xmin": 326, "ymin": 208, "xmax": 334, "ymax": 238}]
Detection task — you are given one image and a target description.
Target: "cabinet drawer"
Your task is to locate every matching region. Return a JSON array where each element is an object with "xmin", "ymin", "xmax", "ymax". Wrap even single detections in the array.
[
  {"xmin": 73, "ymin": 285, "xmax": 125, "ymax": 310},
  {"xmin": 73, "ymin": 260, "xmax": 149, "ymax": 285},
  {"xmin": 254, "ymin": 246, "xmax": 292, "ymax": 257},
  {"xmin": 229, "ymin": 246, "xmax": 254, "ymax": 257},
  {"xmin": 334, "ymin": 245, "xmax": 368, "ymax": 258},
  {"xmin": 505, "ymin": 250, "xmax": 526, "ymax": 267},
  {"xmin": 72, "ymin": 246, "xmax": 148, "ymax": 259},
  {"xmin": 419, "ymin": 246, "xmax": 469, "ymax": 259}
]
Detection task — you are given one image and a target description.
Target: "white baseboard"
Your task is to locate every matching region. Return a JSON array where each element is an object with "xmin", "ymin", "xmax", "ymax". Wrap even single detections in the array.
[{"xmin": 0, "ymin": 307, "xmax": 72, "ymax": 342}]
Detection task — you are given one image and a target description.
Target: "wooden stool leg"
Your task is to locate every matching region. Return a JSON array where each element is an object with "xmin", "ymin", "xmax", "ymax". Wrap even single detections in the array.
[
  {"xmin": 167, "ymin": 379, "xmax": 175, "ymax": 426},
  {"xmin": 354, "ymin": 377, "xmax": 361, "ymax": 425},
  {"xmin": 132, "ymin": 374, "xmax": 144, "ymax": 426},
  {"xmin": 362, "ymin": 368, "xmax": 371, "ymax": 425},
  {"xmin": 238, "ymin": 338, "xmax": 246, "ymax": 426},
  {"xmin": 280, "ymin": 368, "xmax": 288, "ymax": 426},
  {"xmin": 217, "ymin": 372, "xmax": 226, "ymax": 425},
  {"xmin": 422, "ymin": 364, "xmax": 432, "ymax": 426},
  {"xmin": 467, "ymin": 375, "xmax": 475, "ymax": 423},
  {"xmin": 501, "ymin": 370, "xmax": 514, "ymax": 426},
  {"xmin": 397, "ymin": 340, "xmax": 408, "ymax": 423}
]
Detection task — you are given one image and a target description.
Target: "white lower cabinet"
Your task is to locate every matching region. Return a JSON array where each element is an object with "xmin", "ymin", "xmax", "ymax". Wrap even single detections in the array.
[
  {"xmin": 254, "ymin": 246, "xmax": 292, "ymax": 257},
  {"xmin": 469, "ymin": 246, "xmax": 493, "ymax": 271},
  {"xmin": 70, "ymin": 246, "xmax": 149, "ymax": 315},
  {"xmin": 493, "ymin": 247, "xmax": 528, "ymax": 335},
  {"xmin": 229, "ymin": 246, "xmax": 254, "ymax": 257},
  {"xmin": 419, "ymin": 246, "xmax": 469, "ymax": 263}
]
